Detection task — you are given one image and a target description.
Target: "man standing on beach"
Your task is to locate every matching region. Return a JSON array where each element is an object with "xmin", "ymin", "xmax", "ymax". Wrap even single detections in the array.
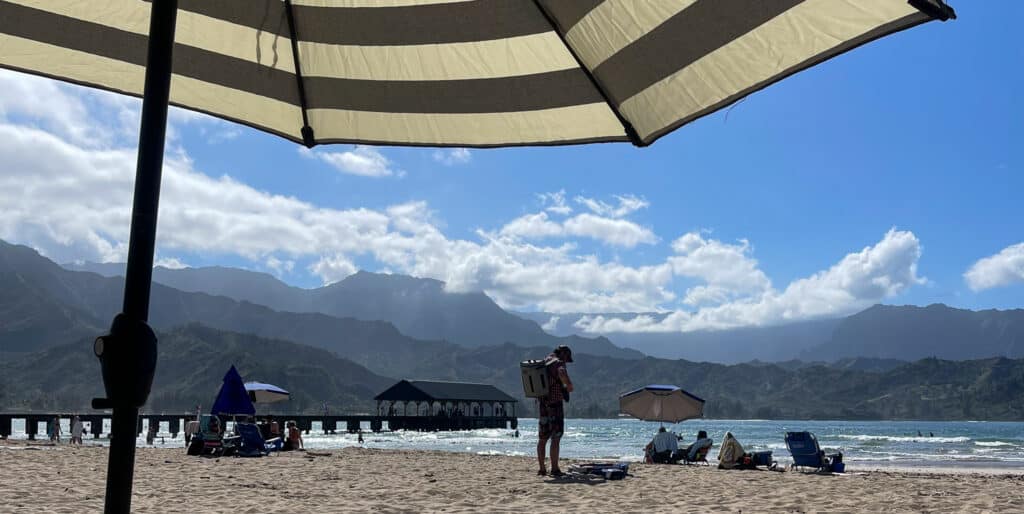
[{"xmin": 537, "ymin": 345, "xmax": 573, "ymax": 477}]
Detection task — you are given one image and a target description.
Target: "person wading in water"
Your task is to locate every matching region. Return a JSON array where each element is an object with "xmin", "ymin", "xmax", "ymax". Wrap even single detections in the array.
[{"xmin": 537, "ymin": 345, "xmax": 574, "ymax": 477}]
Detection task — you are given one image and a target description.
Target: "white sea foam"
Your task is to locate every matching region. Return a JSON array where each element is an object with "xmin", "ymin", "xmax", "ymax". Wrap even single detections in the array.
[
  {"xmin": 837, "ymin": 434, "xmax": 970, "ymax": 444},
  {"xmin": 975, "ymin": 441, "xmax": 1016, "ymax": 447}
]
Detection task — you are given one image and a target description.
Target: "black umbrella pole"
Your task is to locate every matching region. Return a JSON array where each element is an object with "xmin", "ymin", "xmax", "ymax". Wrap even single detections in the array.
[{"xmin": 103, "ymin": 1, "xmax": 177, "ymax": 513}]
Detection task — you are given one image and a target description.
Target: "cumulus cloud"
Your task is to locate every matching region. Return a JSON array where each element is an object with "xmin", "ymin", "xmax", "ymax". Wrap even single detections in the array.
[
  {"xmin": 311, "ymin": 145, "xmax": 402, "ymax": 177},
  {"xmin": 0, "ymin": 71, "xmax": 929, "ymax": 328},
  {"xmin": 309, "ymin": 255, "xmax": 358, "ymax": 284},
  {"xmin": 575, "ymin": 194, "xmax": 649, "ymax": 218},
  {"xmin": 499, "ymin": 211, "xmax": 657, "ymax": 248},
  {"xmin": 432, "ymin": 148, "xmax": 472, "ymax": 166},
  {"xmin": 576, "ymin": 229, "xmax": 924, "ymax": 333},
  {"xmin": 669, "ymin": 232, "xmax": 771, "ymax": 303},
  {"xmin": 964, "ymin": 243, "xmax": 1024, "ymax": 291}
]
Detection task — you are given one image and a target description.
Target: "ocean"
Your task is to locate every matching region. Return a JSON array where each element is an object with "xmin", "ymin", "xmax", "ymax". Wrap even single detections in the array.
[{"xmin": 10, "ymin": 418, "xmax": 1024, "ymax": 469}]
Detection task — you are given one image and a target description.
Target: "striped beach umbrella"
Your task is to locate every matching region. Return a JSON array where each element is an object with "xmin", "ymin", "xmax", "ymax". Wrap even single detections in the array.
[
  {"xmin": 0, "ymin": 0, "xmax": 955, "ymax": 148},
  {"xmin": 0, "ymin": 1, "xmax": 956, "ymax": 511}
]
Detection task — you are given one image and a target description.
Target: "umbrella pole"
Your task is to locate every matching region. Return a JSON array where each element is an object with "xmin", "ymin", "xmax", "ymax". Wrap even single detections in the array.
[{"xmin": 101, "ymin": 1, "xmax": 178, "ymax": 513}]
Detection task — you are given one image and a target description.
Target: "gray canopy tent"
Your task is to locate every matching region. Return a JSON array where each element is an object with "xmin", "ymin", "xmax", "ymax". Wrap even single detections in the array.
[{"xmin": 0, "ymin": 1, "xmax": 955, "ymax": 512}]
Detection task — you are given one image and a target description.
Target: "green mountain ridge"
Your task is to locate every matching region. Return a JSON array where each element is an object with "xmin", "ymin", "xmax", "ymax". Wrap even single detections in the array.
[
  {"xmin": 3, "ymin": 324, "xmax": 1023, "ymax": 421},
  {"xmin": 63, "ymin": 259, "xmax": 639, "ymax": 359},
  {"xmin": 0, "ymin": 324, "xmax": 393, "ymax": 414}
]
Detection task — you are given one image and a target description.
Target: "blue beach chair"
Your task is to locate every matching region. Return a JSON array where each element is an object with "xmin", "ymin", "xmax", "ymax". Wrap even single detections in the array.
[
  {"xmin": 236, "ymin": 422, "xmax": 280, "ymax": 457},
  {"xmin": 785, "ymin": 432, "xmax": 842, "ymax": 472}
]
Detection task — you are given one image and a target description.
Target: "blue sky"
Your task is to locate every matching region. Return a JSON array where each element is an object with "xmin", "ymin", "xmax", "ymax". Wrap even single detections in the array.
[{"xmin": 0, "ymin": 1, "xmax": 1020, "ymax": 333}]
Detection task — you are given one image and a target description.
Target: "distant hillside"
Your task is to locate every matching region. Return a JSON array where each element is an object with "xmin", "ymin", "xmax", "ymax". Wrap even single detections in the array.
[
  {"xmin": 62, "ymin": 260, "xmax": 640, "ymax": 359},
  {"xmin": 0, "ymin": 325, "xmax": 394, "ymax": 414},
  {"xmin": 519, "ymin": 311, "xmax": 839, "ymax": 363},
  {"xmin": 3, "ymin": 324, "xmax": 1023, "ymax": 421},
  {"xmin": 804, "ymin": 304, "xmax": 1024, "ymax": 361},
  {"xmin": 372, "ymin": 342, "xmax": 1024, "ymax": 421}
]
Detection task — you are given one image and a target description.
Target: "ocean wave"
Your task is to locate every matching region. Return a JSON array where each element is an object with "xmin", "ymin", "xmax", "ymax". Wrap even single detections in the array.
[
  {"xmin": 837, "ymin": 434, "xmax": 970, "ymax": 443},
  {"xmin": 975, "ymin": 441, "xmax": 1017, "ymax": 447}
]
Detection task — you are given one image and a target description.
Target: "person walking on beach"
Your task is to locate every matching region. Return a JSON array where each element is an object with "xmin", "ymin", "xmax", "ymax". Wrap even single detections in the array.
[
  {"xmin": 49, "ymin": 416, "xmax": 61, "ymax": 443},
  {"xmin": 537, "ymin": 345, "xmax": 573, "ymax": 477},
  {"xmin": 70, "ymin": 415, "xmax": 84, "ymax": 445}
]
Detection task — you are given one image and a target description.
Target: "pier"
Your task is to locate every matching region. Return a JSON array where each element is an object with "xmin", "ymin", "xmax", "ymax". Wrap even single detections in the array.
[{"xmin": 0, "ymin": 412, "xmax": 517, "ymax": 440}]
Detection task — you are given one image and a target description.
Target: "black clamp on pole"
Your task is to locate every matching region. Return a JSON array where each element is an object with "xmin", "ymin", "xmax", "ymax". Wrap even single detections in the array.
[{"xmin": 92, "ymin": 314, "xmax": 158, "ymax": 411}]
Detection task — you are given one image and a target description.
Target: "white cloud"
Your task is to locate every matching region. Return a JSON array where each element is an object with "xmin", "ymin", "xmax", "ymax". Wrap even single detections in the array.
[
  {"xmin": 266, "ymin": 256, "xmax": 295, "ymax": 276},
  {"xmin": 537, "ymin": 190, "xmax": 572, "ymax": 215},
  {"xmin": 309, "ymin": 255, "xmax": 358, "ymax": 284},
  {"xmin": 964, "ymin": 243, "xmax": 1024, "ymax": 291},
  {"xmin": 499, "ymin": 211, "xmax": 657, "ymax": 248},
  {"xmin": 155, "ymin": 257, "xmax": 187, "ymax": 270},
  {"xmin": 576, "ymin": 229, "xmax": 924, "ymax": 333},
  {"xmin": 669, "ymin": 232, "xmax": 771, "ymax": 302},
  {"xmin": 313, "ymin": 145, "xmax": 402, "ymax": 177},
  {"xmin": 575, "ymin": 194, "xmax": 649, "ymax": 218},
  {"xmin": 432, "ymin": 148, "xmax": 472, "ymax": 166},
  {"xmin": 541, "ymin": 316, "xmax": 560, "ymax": 332},
  {"xmin": 0, "ymin": 73, "xmax": 929, "ymax": 327}
]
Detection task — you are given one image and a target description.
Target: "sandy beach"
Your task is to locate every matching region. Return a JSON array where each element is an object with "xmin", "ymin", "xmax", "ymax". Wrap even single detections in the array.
[{"xmin": 2, "ymin": 442, "xmax": 1023, "ymax": 513}]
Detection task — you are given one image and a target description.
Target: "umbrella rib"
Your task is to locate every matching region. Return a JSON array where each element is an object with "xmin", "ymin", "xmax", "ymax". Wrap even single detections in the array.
[
  {"xmin": 284, "ymin": 0, "xmax": 315, "ymax": 148},
  {"xmin": 531, "ymin": 1, "xmax": 644, "ymax": 147}
]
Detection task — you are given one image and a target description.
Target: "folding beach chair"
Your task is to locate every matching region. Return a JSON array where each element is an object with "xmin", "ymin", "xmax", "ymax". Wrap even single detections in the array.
[
  {"xmin": 236, "ymin": 422, "xmax": 281, "ymax": 457},
  {"xmin": 785, "ymin": 432, "xmax": 842, "ymax": 472},
  {"xmin": 680, "ymin": 441, "xmax": 713, "ymax": 466}
]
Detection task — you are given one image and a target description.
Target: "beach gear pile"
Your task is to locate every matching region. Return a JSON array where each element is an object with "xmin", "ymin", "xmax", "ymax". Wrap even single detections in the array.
[{"xmin": 567, "ymin": 462, "xmax": 630, "ymax": 480}]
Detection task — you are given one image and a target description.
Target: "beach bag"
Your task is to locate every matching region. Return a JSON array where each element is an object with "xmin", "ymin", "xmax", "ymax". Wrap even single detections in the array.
[
  {"xmin": 752, "ymin": 451, "xmax": 773, "ymax": 467},
  {"xmin": 520, "ymin": 359, "xmax": 550, "ymax": 398}
]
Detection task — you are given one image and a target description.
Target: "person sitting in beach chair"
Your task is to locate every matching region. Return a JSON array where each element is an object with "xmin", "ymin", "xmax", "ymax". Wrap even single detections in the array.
[
  {"xmin": 785, "ymin": 431, "xmax": 842, "ymax": 472},
  {"xmin": 644, "ymin": 426, "xmax": 680, "ymax": 464},
  {"xmin": 676, "ymin": 430, "xmax": 713, "ymax": 465},
  {"xmin": 236, "ymin": 422, "xmax": 281, "ymax": 457},
  {"xmin": 187, "ymin": 415, "xmax": 239, "ymax": 457},
  {"xmin": 282, "ymin": 420, "xmax": 304, "ymax": 451}
]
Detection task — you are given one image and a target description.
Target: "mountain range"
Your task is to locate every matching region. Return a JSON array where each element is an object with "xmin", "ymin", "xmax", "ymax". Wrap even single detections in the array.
[
  {"xmin": 63, "ymin": 260, "xmax": 639, "ymax": 359},
  {"xmin": 521, "ymin": 305, "xmax": 1024, "ymax": 363},
  {"xmin": 3, "ymin": 239, "xmax": 1024, "ymax": 420},
  {"xmin": 4, "ymin": 324, "xmax": 1023, "ymax": 420}
]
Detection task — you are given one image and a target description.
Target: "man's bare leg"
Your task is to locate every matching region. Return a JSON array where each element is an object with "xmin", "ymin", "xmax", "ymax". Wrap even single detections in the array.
[
  {"xmin": 537, "ymin": 437, "xmax": 548, "ymax": 474},
  {"xmin": 550, "ymin": 436, "xmax": 562, "ymax": 474}
]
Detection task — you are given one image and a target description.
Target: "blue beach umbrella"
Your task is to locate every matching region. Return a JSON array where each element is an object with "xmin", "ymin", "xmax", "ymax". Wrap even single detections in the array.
[
  {"xmin": 619, "ymin": 384, "xmax": 705, "ymax": 424},
  {"xmin": 244, "ymin": 382, "xmax": 291, "ymax": 404},
  {"xmin": 211, "ymin": 365, "xmax": 256, "ymax": 417}
]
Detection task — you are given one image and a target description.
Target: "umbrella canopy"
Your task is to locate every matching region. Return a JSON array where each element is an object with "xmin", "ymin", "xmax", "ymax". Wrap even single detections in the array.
[
  {"xmin": 0, "ymin": 0, "xmax": 954, "ymax": 148},
  {"xmin": 211, "ymin": 365, "xmax": 256, "ymax": 417},
  {"xmin": 619, "ymin": 384, "xmax": 705, "ymax": 424},
  {"xmin": 244, "ymin": 382, "xmax": 290, "ymax": 404}
]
